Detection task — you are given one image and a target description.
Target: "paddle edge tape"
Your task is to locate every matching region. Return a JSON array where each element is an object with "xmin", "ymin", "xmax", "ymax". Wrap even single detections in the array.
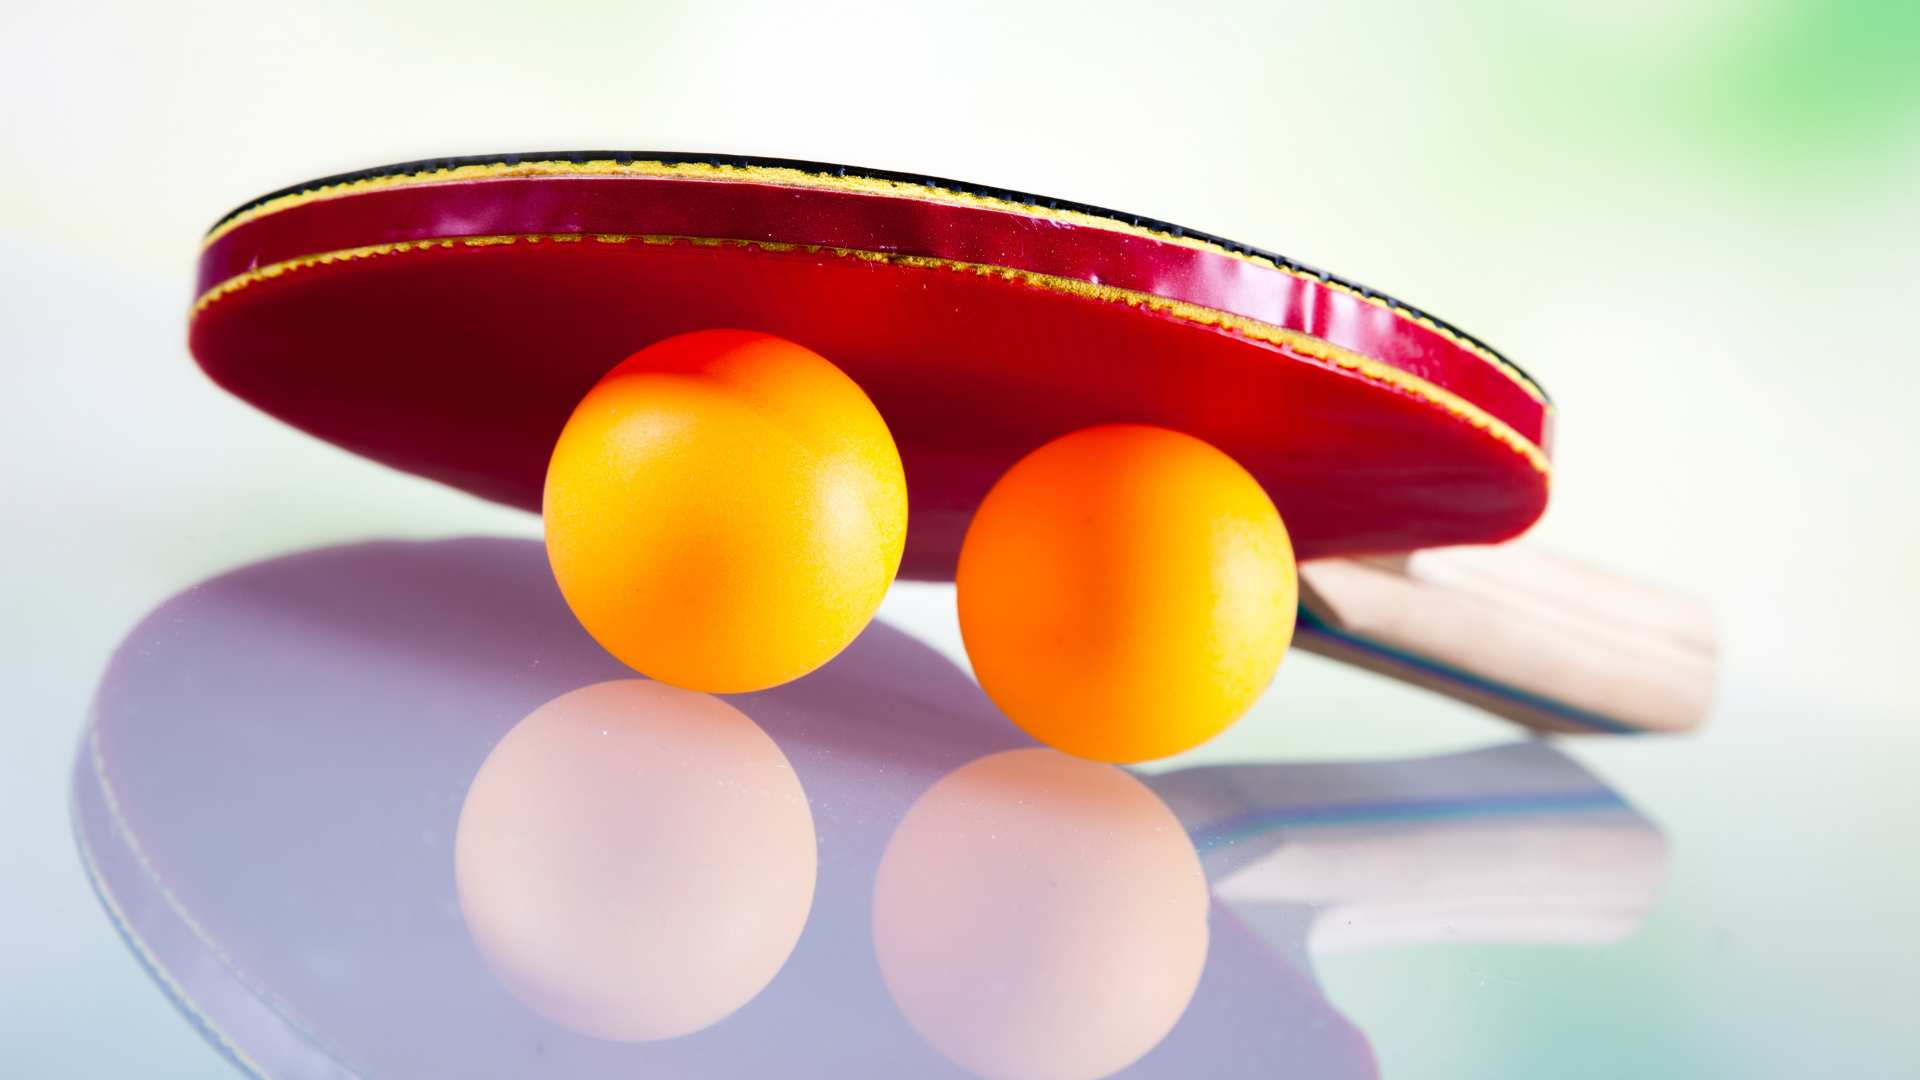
[
  {"xmin": 200, "ymin": 152, "xmax": 1550, "ymax": 409},
  {"xmin": 190, "ymin": 231, "xmax": 1552, "ymax": 480}
]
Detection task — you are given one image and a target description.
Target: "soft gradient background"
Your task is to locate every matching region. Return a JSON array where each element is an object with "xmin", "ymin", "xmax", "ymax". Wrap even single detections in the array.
[{"xmin": 3, "ymin": 1, "xmax": 1916, "ymax": 1076}]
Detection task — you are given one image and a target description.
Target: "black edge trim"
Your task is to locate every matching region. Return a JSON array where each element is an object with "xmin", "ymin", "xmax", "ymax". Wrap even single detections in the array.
[{"xmin": 205, "ymin": 150, "xmax": 1546, "ymax": 401}]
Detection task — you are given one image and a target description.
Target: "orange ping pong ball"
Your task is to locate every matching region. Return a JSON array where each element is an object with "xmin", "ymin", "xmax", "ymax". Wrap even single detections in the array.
[
  {"xmin": 544, "ymin": 330, "xmax": 907, "ymax": 693},
  {"xmin": 956, "ymin": 424, "xmax": 1296, "ymax": 763}
]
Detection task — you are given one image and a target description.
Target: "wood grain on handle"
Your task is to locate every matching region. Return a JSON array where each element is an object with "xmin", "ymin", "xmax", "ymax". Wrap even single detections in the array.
[{"xmin": 1295, "ymin": 547, "xmax": 1716, "ymax": 735}]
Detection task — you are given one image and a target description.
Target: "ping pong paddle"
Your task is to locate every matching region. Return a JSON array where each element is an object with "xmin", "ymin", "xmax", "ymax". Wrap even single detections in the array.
[{"xmin": 187, "ymin": 152, "xmax": 1713, "ymax": 735}]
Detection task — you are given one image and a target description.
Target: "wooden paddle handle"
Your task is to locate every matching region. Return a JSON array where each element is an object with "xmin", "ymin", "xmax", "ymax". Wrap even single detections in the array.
[{"xmin": 1295, "ymin": 547, "xmax": 1716, "ymax": 734}]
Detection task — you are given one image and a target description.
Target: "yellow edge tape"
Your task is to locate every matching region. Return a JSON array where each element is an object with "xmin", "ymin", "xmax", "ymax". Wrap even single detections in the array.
[
  {"xmin": 192, "ymin": 231, "xmax": 1551, "ymax": 480},
  {"xmin": 203, "ymin": 158, "xmax": 1551, "ymax": 408}
]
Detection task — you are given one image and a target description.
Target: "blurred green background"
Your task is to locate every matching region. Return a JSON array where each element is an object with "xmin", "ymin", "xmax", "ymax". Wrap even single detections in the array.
[{"xmin": 3, "ymin": 1, "xmax": 1916, "ymax": 1075}]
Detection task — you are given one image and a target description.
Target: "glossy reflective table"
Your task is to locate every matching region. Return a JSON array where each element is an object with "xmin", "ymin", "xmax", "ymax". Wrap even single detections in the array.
[{"xmin": 74, "ymin": 539, "xmax": 1667, "ymax": 1079}]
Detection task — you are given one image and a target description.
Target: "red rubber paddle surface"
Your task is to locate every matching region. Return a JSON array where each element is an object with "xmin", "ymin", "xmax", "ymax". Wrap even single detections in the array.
[{"xmin": 190, "ymin": 154, "xmax": 1551, "ymax": 577}]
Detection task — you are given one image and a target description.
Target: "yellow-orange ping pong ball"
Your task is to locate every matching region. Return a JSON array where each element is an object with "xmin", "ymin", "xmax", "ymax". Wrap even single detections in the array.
[
  {"xmin": 957, "ymin": 424, "xmax": 1297, "ymax": 763},
  {"xmin": 544, "ymin": 330, "xmax": 907, "ymax": 693}
]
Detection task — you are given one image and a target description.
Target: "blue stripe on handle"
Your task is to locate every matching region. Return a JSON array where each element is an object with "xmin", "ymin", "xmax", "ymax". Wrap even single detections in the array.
[{"xmin": 1295, "ymin": 605, "xmax": 1643, "ymax": 736}]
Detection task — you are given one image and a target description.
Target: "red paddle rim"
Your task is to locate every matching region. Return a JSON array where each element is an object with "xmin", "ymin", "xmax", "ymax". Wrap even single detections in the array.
[
  {"xmin": 200, "ymin": 152, "xmax": 1546, "ymax": 397},
  {"xmin": 188, "ymin": 151, "xmax": 1554, "ymax": 567}
]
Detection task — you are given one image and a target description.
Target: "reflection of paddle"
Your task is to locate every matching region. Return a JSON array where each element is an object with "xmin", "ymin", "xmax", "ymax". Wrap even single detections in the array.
[
  {"xmin": 75, "ymin": 538, "xmax": 1371, "ymax": 1078},
  {"xmin": 188, "ymin": 153, "xmax": 1712, "ymax": 736},
  {"xmin": 1149, "ymin": 743, "xmax": 1668, "ymax": 972}
]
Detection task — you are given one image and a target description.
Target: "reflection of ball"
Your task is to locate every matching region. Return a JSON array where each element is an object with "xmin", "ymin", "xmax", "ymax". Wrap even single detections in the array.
[
  {"xmin": 455, "ymin": 680, "xmax": 817, "ymax": 1041},
  {"xmin": 873, "ymin": 749, "xmax": 1209, "ymax": 1080},
  {"xmin": 543, "ymin": 330, "xmax": 908, "ymax": 693},
  {"xmin": 957, "ymin": 424, "xmax": 1296, "ymax": 763}
]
